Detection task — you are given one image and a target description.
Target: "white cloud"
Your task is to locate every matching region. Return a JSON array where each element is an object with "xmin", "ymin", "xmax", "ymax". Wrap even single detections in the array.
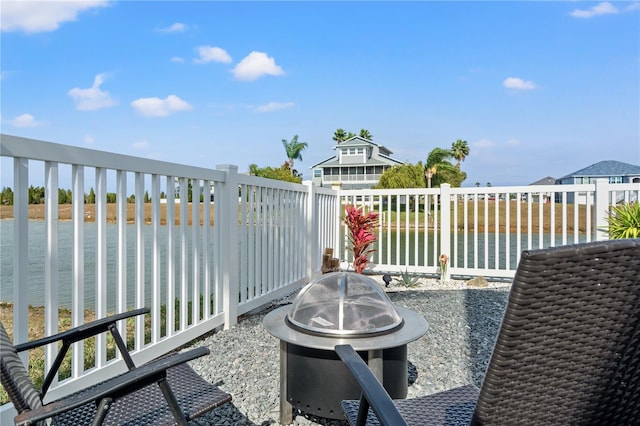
[
  {"xmin": 131, "ymin": 95, "xmax": 192, "ymax": 117},
  {"xmin": 503, "ymin": 77, "xmax": 537, "ymax": 91},
  {"xmin": 68, "ymin": 73, "xmax": 116, "ymax": 111},
  {"xmin": 194, "ymin": 46, "xmax": 232, "ymax": 64},
  {"xmin": 159, "ymin": 22, "xmax": 187, "ymax": 33},
  {"xmin": 506, "ymin": 138, "xmax": 521, "ymax": 147},
  {"xmin": 84, "ymin": 134, "xmax": 95, "ymax": 145},
  {"xmin": 570, "ymin": 2, "xmax": 618, "ymax": 18},
  {"xmin": 626, "ymin": 3, "xmax": 640, "ymax": 12},
  {"xmin": 11, "ymin": 113, "xmax": 42, "ymax": 127},
  {"xmin": 256, "ymin": 102, "xmax": 295, "ymax": 113},
  {"xmin": 1, "ymin": 0, "xmax": 109, "ymax": 33},
  {"xmin": 473, "ymin": 139, "xmax": 496, "ymax": 149},
  {"xmin": 232, "ymin": 51, "xmax": 285, "ymax": 81},
  {"xmin": 171, "ymin": 56, "xmax": 185, "ymax": 63}
]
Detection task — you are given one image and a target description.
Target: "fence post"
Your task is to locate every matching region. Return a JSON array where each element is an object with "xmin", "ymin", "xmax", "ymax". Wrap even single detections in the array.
[
  {"xmin": 440, "ymin": 184, "xmax": 452, "ymax": 260},
  {"xmin": 304, "ymin": 182, "xmax": 316, "ymax": 278},
  {"xmin": 13, "ymin": 157, "xmax": 29, "ymax": 363},
  {"xmin": 594, "ymin": 178, "xmax": 610, "ymax": 241},
  {"xmin": 217, "ymin": 165, "xmax": 239, "ymax": 329}
]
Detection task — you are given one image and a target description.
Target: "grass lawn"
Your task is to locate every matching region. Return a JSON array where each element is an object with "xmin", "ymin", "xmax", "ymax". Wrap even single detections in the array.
[{"xmin": 0, "ymin": 303, "xmax": 191, "ymax": 406}]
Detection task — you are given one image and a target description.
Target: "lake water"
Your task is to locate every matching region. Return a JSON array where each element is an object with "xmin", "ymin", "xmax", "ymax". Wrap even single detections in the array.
[
  {"xmin": 1, "ymin": 220, "xmax": 587, "ymax": 308},
  {"xmin": 0, "ymin": 220, "xmax": 206, "ymax": 310}
]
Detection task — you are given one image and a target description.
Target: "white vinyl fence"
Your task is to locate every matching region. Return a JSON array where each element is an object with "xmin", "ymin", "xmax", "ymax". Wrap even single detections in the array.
[
  {"xmin": 1, "ymin": 133, "xmax": 638, "ymax": 421},
  {"xmin": 0, "ymin": 134, "xmax": 337, "ymax": 417},
  {"xmin": 340, "ymin": 181, "xmax": 639, "ymax": 278}
]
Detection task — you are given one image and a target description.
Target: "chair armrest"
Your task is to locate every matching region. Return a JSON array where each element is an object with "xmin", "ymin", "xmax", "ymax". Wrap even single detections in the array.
[
  {"xmin": 14, "ymin": 307, "xmax": 150, "ymax": 353},
  {"xmin": 335, "ymin": 344, "xmax": 408, "ymax": 426},
  {"xmin": 13, "ymin": 346, "xmax": 209, "ymax": 426}
]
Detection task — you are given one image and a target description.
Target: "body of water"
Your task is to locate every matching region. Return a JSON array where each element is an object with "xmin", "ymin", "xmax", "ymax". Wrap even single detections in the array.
[
  {"xmin": 1, "ymin": 220, "xmax": 208, "ymax": 310},
  {"xmin": 1, "ymin": 220, "xmax": 587, "ymax": 308}
]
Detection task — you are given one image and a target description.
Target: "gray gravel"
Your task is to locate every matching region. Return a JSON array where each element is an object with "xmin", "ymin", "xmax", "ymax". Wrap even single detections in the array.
[{"xmin": 187, "ymin": 277, "xmax": 511, "ymax": 425}]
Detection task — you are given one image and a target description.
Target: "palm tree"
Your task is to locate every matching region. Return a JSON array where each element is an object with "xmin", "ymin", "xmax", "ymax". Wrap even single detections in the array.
[
  {"xmin": 359, "ymin": 129, "xmax": 373, "ymax": 140},
  {"xmin": 451, "ymin": 139, "xmax": 470, "ymax": 169},
  {"xmin": 424, "ymin": 147, "xmax": 454, "ymax": 188},
  {"xmin": 249, "ymin": 164, "xmax": 259, "ymax": 176},
  {"xmin": 282, "ymin": 135, "xmax": 308, "ymax": 174},
  {"xmin": 425, "ymin": 165, "xmax": 437, "ymax": 188},
  {"xmin": 333, "ymin": 128, "xmax": 347, "ymax": 144}
]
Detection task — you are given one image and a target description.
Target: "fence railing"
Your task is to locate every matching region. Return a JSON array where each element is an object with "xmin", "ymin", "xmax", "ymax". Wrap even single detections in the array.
[
  {"xmin": 339, "ymin": 181, "xmax": 639, "ymax": 278},
  {"xmin": 1, "ymin": 133, "xmax": 638, "ymax": 420},
  {"xmin": 0, "ymin": 134, "xmax": 337, "ymax": 415}
]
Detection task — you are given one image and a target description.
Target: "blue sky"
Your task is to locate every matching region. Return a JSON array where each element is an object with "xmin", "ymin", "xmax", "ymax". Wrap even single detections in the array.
[{"xmin": 1, "ymin": 0, "xmax": 639, "ymax": 186}]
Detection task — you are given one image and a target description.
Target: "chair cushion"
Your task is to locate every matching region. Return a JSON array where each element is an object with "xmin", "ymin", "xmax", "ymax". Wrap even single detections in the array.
[
  {"xmin": 51, "ymin": 362, "xmax": 231, "ymax": 426},
  {"xmin": 341, "ymin": 384, "xmax": 479, "ymax": 426},
  {"xmin": 0, "ymin": 322, "xmax": 44, "ymax": 414}
]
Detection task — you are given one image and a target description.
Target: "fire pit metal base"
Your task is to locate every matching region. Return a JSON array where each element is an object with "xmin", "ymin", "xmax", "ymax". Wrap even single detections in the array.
[{"xmin": 264, "ymin": 305, "xmax": 428, "ymax": 423}]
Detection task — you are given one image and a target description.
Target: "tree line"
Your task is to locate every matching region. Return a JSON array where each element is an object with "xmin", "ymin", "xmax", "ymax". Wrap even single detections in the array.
[
  {"xmin": 250, "ymin": 129, "xmax": 470, "ymax": 190},
  {"xmin": 0, "ymin": 186, "xmax": 167, "ymax": 206},
  {"xmin": 1, "ymin": 131, "xmax": 471, "ymax": 206},
  {"xmin": 375, "ymin": 139, "xmax": 470, "ymax": 189}
]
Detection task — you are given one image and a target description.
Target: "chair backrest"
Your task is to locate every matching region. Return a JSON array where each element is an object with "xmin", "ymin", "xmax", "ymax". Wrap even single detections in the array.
[
  {"xmin": 473, "ymin": 239, "xmax": 640, "ymax": 424},
  {"xmin": 0, "ymin": 322, "xmax": 43, "ymax": 414}
]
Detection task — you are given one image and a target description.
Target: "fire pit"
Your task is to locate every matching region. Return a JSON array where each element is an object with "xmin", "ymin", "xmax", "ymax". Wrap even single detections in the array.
[{"xmin": 263, "ymin": 272, "xmax": 428, "ymax": 423}]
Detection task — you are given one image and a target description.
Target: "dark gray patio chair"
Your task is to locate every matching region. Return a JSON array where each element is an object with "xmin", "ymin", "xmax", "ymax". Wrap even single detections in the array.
[
  {"xmin": 1, "ymin": 307, "xmax": 231, "ymax": 425},
  {"xmin": 336, "ymin": 238, "xmax": 640, "ymax": 425}
]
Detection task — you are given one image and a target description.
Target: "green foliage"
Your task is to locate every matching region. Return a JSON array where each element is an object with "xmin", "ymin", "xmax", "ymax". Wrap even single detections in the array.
[
  {"xmin": 375, "ymin": 162, "xmax": 426, "ymax": 189},
  {"xmin": 435, "ymin": 163, "xmax": 466, "ymax": 187},
  {"xmin": 282, "ymin": 134, "xmax": 308, "ymax": 173},
  {"xmin": 425, "ymin": 147, "xmax": 466, "ymax": 188},
  {"xmin": 57, "ymin": 188, "xmax": 67, "ymax": 204},
  {"xmin": 106, "ymin": 192, "xmax": 117, "ymax": 203},
  {"xmin": 396, "ymin": 269, "xmax": 420, "ymax": 287},
  {"xmin": 359, "ymin": 129, "xmax": 373, "ymax": 140},
  {"xmin": 333, "ymin": 128, "xmax": 347, "ymax": 143},
  {"xmin": 451, "ymin": 139, "xmax": 470, "ymax": 169},
  {"xmin": 86, "ymin": 188, "xmax": 96, "ymax": 204},
  {"xmin": 332, "ymin": 128, "xmax": 373, "ymax": 142},
  {"xmin": 1, "ymin": 186, "xmax": 13, "ymax": 205},
  {"xmin": 605, "ymin": 202, "xmax": 640, "ymax": 239},
  {"xmin": 248, "ymin": 163, "xmax": 303, "ymax": 183},
  {"xmin": 28, "ymin": 185, "xmax": 45, "ymax": 204},
  {"xmin": 0, "ymin": 186, "xmax": 119, "ymax": 205}
]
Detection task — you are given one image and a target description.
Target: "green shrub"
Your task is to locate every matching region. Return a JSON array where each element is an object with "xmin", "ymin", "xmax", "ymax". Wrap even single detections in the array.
[
  {"xmin": 605, "ymin": 201, "xmax": 640, "ymax": 239},
  {"xmin": 396, "ymin": 269, "xmax": 420, "ymax": 287}
]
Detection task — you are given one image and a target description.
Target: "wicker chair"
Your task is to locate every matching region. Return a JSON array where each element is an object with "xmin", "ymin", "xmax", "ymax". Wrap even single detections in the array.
[
  {"xmin": 1, "ymin": 307, "xmax": 231, "ymax": 425},
  {"xmin": 337, "ymin": 239, "xmax": 640, "ymax": 425}
]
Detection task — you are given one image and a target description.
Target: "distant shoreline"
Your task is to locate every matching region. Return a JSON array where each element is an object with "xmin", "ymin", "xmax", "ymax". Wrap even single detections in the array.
[
  {"xmin": 1, "ymin": 202, "xmax": 586, "ymax": 233},
  {"xmin": 0, "ymin": 203, "xmax": 212, "ymax": 226}
]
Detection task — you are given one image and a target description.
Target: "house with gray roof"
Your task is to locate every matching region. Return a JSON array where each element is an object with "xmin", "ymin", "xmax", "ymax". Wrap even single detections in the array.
[
  {"xmin": 529, "ymin": 176, "xmax": 556, "ymax": 203},
  {"xmin": 557, "ymin": 160, "xmax": 640, "ymax": 185},
  {"xmin": 556, "ymin": 160, "xmax": 640, "ymax": 204},
  {"xmin": 530, "ymin": 176, "xmax": 556, "ymax": 186},
  {"xmin": 311, "ymin": 136, "xmax": 404, "ymax": 189}
]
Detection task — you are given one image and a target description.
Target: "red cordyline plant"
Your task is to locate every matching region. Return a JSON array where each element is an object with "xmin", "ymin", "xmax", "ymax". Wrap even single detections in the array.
[{"xmin": 344, "ymin": 204, "xmax": 379, "ymax": 273}]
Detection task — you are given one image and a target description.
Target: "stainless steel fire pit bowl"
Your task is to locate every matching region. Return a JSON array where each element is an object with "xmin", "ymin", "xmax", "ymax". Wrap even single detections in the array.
[{"xmin": 263, "ymin": 272, "xmax": 428, "ymax": 423}]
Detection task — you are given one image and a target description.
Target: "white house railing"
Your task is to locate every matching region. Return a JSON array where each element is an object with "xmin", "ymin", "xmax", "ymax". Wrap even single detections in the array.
[{"xmin": 1, "ymin": 133, "xmax": 638, "ymax": 420}]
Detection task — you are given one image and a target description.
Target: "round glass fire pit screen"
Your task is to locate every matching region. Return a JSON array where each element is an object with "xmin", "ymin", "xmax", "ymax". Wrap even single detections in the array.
[{"xmin": 286, "ymin": 272, "xmax": 403, "ymax": 337}]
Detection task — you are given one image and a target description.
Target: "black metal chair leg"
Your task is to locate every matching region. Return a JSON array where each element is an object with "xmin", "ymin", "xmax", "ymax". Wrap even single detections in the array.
[
  {"xmin": 91, "ymin": 397, "xmax": 113, "ymax": 426},
  {"xmin": 157, "ymin": 376, "xmax": 188, "ymax": 425}
]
